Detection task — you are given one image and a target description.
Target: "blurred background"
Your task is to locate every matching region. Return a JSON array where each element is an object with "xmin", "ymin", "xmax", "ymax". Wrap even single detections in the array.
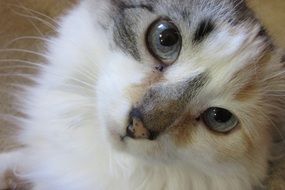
[{"xmin": 0, "ymin": 0, "xmax": 284, "ymax": 150}]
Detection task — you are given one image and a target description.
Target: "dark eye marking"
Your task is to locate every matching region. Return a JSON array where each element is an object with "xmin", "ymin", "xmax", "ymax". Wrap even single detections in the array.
[
  {"xmin": 113, "ymin": 15, "xmax": 140, "ymax": 60},
  {"xmin": 112, "ymin": 3, "xmax": 154, "ymax": 61},
  {"xmin": 193, "ymin": 19, "xmax": 215, "ymax": 43}
]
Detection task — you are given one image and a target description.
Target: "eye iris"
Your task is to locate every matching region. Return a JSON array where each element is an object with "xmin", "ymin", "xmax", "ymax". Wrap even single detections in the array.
[
  {"xmin": 146, "ymin": 18, "xmax": 182, "ymax": 64},
  {"xmin": 159, "ymin": 28, "xmax": 179, "ymax": 47},
  {"xmin": 202, "ymin": 107, "xmax": 238, "ymax": 133}
]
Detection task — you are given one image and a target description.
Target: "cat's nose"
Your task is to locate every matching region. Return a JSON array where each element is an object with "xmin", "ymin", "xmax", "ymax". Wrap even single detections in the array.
[
  {"xmin": 126, "ymin": 73, "xmax": 207, "ymax": 140},
  {"xmin": 126, "ymin": 108, "xmax": 159, "ymax": 140}
]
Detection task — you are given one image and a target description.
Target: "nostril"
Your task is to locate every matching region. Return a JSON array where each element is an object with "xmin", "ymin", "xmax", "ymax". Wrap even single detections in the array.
[
  {"xmin": 126, "ymin": 124, "xmax": 135, "ymax": 138},
  {"xmin": 148, "ymin": 130, "xmax": 159, "ymax": 140},
  {"xmin": 126, "ymin": 117, "xmax": 150, "ymax": 139},
  {"xmin": 127, "ymin": 108, "xmax": 160, "ymax": 140}
]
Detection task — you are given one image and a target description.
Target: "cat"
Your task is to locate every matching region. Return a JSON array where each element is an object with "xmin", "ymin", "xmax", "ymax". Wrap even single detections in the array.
[{"xmin": 0, "ymin": 0, "xmax": 285, "ymax": 189}]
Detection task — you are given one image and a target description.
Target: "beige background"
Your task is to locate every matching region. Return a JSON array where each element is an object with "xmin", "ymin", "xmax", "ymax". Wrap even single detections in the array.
[
  {"xmin": 0, "ymin": 0, "xmax": 284, "ymax": 149},
  {"xmin": 0, "ymin": 0, "xmax": 76, "ymax": 150},
  {"xmin": 248, "ymin": 0, "xmax": 285, "ymax": 48}
]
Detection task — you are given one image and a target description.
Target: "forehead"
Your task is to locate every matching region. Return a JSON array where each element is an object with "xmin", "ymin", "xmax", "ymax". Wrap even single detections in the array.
[
  {"xmin": 109, "ymin": 0, "xmax": 267, "ymax": 60},
  {"xmin": 111, "ymin": 1, "xmax": 271, "ymax": 96},
  {"xmin": 111, "ymin": 0, "xmax": 254, "ymax": 22}
]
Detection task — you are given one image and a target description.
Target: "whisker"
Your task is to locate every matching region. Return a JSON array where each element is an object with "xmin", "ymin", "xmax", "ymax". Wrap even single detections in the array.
[
  {"xmin": 60, "ymin": 85, "xmax": 95, "ymax": 96},
  {"xmin": 63, "ymin": 77, "xmax": 95, "ymax": 90},
  {"xmin": 8, "ymin": 4, "xmax": 58, "ymax": 26},
  {"xmin": 1, "ymin": 74, "xmax": 95, "ymax": 94},
  {"xmin": 8, "ymin": 5, "xmax": 57, "ymax": 31},
  {"xmin": 9, "ymin": 2, "xmax": 47, "ymax": 37},
  {"xmin": 0, "ymin": 65, "xmax": 38, "ymax": 71},
  {"xmin": 0, "ymin": 59, "xmax": 97, "ymax": 92},
  {"xmin": 266, "ymin": 94, "xmax": 285, "ymax": 97},
  {"xmin": 0, "ymin": 49, "xmax": 49, "ymax": 59},
  {"xmin": 4, "ymin": 36, "xmax": 51, "ymax": 48},
  {"xmin": 1, "ymin": 45, "xmax": 97, "ymax": 82},
  {"xmin": 262, "ymin": 71, "xmax": 285, "ymax": 82},
  {"xmin": 0, "ymin": 59, "xmax": 43, "ymax": 67},
  {"xmin": 0, "ymin": 73, "xmax": 34, "ymax": 78}
]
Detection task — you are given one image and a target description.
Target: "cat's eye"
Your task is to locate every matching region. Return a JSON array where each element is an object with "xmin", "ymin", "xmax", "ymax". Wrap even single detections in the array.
[
  {"xmin": 146, "ymin": 18, "xmax": 182, "ymax": 64},
  {"xmin": 202, "ymin": 107, "xmax": 239, "ymax": 133}
]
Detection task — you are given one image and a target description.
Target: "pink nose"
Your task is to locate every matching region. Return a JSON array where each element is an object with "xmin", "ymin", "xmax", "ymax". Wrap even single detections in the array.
[
  {"xmin": 126, "ymin": 117, "xmax": 150, "ymax": 139},
  {"xmin": 126, "ymin": 109, "xmax": 159, "ymax": 140}
]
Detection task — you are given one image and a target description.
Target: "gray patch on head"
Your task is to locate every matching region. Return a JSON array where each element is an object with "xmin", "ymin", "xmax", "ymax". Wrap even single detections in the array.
[
  {"xmin": 137, "ymin": 72, "xmax": 208, "ymax": 132},
  {"xmin": 113, "ymin": 13, "xmax": 140, "ymax": 60},
  {"xmin": 112, "ymin": 3, "xmax": 154, "ymax": 60},
  {"xmin": 108, "ymin": 0, "xmax": 270, "ymax": 61}
]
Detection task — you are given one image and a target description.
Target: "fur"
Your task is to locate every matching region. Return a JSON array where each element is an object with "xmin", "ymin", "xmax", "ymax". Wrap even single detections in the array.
[{"xmin": 0, "ymin": 0, "xmax": 284, "ymax": 189}]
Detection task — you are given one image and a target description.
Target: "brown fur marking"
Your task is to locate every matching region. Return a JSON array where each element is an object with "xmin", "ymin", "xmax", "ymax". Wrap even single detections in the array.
[
  {"xmin": 168, "ymin": 114, "xmax": 195, "ymax": 147},
  {"xmin": 234, "ymin": 53, "xmax": 272, "ymax": 101}
]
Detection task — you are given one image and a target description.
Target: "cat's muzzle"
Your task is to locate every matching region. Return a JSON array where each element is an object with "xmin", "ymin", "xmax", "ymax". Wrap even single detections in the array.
[
  {"xmin": 125, "ymin": 85, "xmax": 184, "ymax": 141},
  {"xmin": 125, "ymin": 74, "xmax": 206, "ymax": 140}
]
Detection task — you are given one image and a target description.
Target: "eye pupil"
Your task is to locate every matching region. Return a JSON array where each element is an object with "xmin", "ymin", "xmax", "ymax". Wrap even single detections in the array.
[
  {"xmin": 159, "ymin": 29, "xmax": 179, "ymax": 47},
  {"xmin": 212, "ymin": 108, "xmax": 232, "ymax": 123}
]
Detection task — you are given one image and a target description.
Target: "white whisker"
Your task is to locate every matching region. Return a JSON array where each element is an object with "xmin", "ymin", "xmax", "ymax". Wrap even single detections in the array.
[
  {"xmin": 0, "ymin": 65, "xmax": 38, "ymax": 70},
  {"xmin": 8, "ymin": 4, "xmax": 58, "ymax": 26},
  {"xmin": 0, "ymin": 49, "xmax": 49, "ymax": 59},
  {"xmin": 0, "ymin": 59, "xmax": 43, "ymax": 67},
  {"xmin": 8, "ymin": 6, "xmax": 57, "ymax": 31},
  {"xmin": 0, "ymin": 73, "xmax": 34, "ymax": 78},
  {"xmin": 4, "ymin": 36, "xmax": 52, "ymax": 48}
]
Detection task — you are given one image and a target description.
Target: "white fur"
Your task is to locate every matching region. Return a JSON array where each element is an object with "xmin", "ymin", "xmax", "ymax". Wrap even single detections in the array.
[{"xmin": 0, "ymin": 1, "xmax": 272, "ymax": 190}]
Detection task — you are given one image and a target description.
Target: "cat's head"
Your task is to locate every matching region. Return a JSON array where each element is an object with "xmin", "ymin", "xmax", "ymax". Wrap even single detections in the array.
[{"xmin": 78, "ymin": 0, "xmax": 284, "ymax": 179}]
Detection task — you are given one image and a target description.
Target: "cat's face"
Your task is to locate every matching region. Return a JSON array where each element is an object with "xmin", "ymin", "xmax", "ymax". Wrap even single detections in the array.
[{"xmin": 85, "ymin": 0, "xmax": 282, "ymax": 172}]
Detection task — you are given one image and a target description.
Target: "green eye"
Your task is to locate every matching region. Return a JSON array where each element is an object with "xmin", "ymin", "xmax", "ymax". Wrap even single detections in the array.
[
  {"xmin": 146, "ymin": 18, "xmax": 182, "ymax": 64},
  {"xmin": 202, "ymin": 107, "xmax": 239, "ymax": 133}
]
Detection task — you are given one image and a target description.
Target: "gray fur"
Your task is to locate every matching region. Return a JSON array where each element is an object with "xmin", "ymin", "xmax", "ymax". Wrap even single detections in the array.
[
  {"xmin": 107, "ymin": 0, "xmax": 269, "ymax": 60},
  {"xmin": 112, "ymin": 2, "xmax": 154, "ymax": 60},
  {"xmin": 134, "ymin": 72, "xmax": 208, "ymax": 132}
]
